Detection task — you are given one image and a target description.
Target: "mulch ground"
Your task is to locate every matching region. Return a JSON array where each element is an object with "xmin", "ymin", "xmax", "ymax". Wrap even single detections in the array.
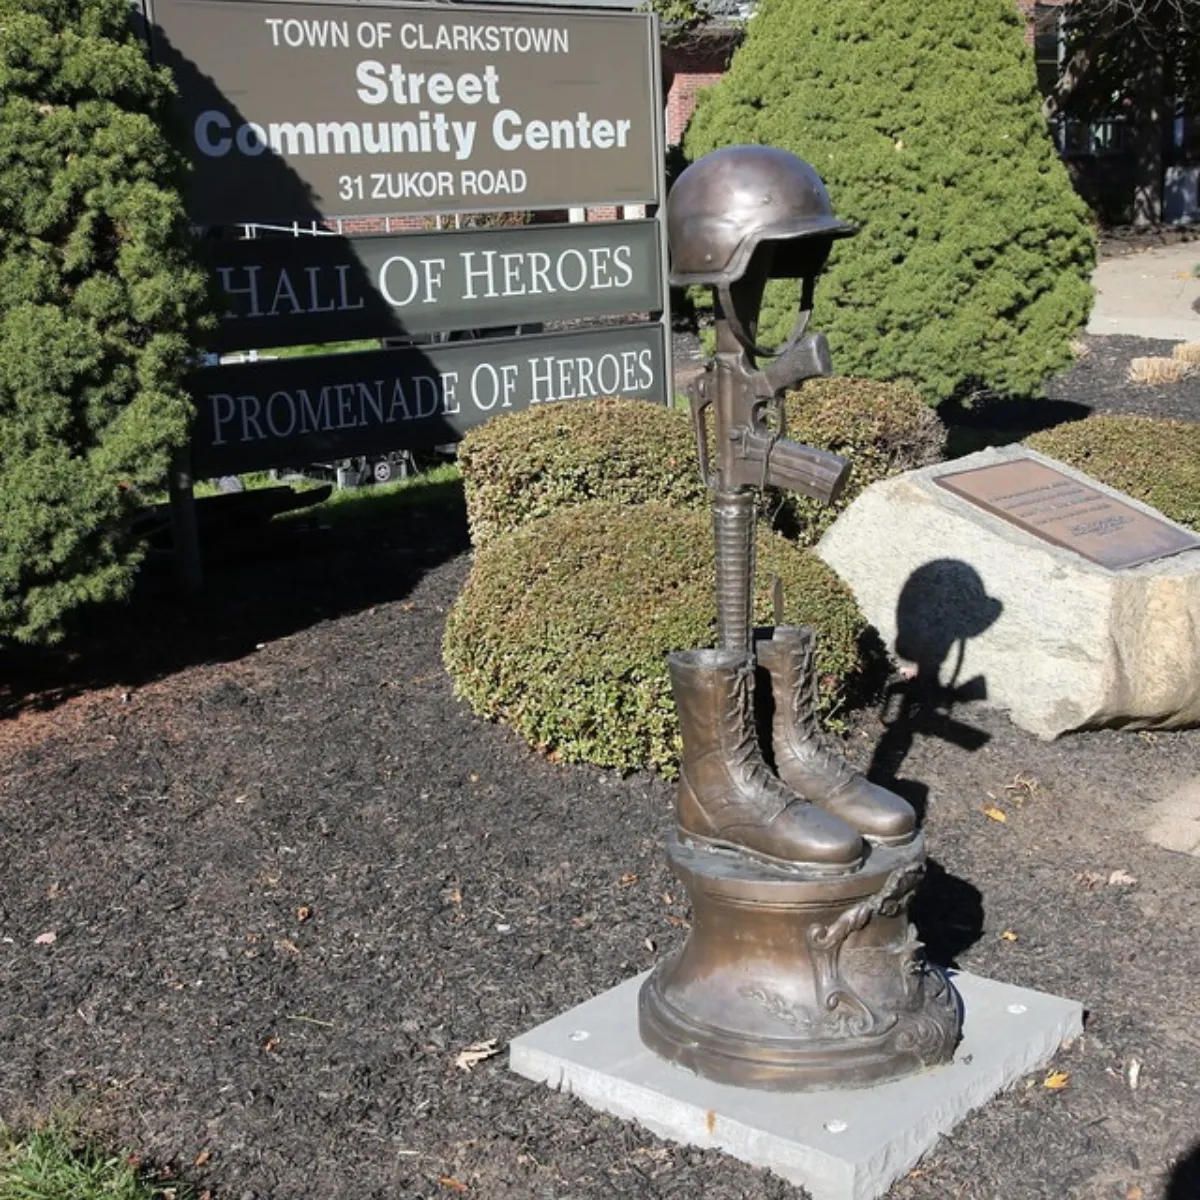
[{"xmin": 2, "ymin": 334, "xmax": 1200, "ymax": 1200}]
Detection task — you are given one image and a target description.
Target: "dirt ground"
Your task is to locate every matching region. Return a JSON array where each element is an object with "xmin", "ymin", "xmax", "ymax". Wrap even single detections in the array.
[{"xmin": 2, "ymin": 338, "xmax": 1199, "ymax": 1200}]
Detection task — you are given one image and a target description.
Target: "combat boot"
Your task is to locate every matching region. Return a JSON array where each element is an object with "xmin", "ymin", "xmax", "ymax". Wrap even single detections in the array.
[
  {"xmin": 669, "ymin": 648, "xmax": 863, "ymax": 872},
  {"xmin": 757, "ymin": 626, "xmax": 916, "ymax": 846}
]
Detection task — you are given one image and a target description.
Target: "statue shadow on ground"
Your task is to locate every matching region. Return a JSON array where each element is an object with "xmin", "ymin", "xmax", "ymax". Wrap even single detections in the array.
[
  {"xmin": 0, "ymin": 16, "xmax": 465, "ymax": 720},
  {"xmin": 1167, "ymin": 1140, "xmax": 1200, "ymax": 1199},
  {"xmin": 864, "ymin": 559, "xmax": 1004, "ymax": 967}
]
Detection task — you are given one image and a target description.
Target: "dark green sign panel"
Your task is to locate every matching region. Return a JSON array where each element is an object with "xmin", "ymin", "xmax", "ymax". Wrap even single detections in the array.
[
  {"xmin": 190, "ymin": 322, "xmax": 666, "ymax": 477},
  {"xmin": 202, "ymin": 219, "xmax": 663, "ymax": 351},
  {"xmin": 149, "ymin": 0, "xmax": 660, "ymax": 225}
]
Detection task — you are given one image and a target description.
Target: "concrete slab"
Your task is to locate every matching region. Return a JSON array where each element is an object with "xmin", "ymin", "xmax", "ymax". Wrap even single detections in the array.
[
  {"xmin": 1088, "ymin": 244, "xmax": 1200, "ymax": 341},
  {"xmin": 1145, "ymin": 778, "xmax": 1200, "ymax": 857},
  {"xmin": 510, "ymin": 970, "xmax": 1082, "ymax": 1200}
]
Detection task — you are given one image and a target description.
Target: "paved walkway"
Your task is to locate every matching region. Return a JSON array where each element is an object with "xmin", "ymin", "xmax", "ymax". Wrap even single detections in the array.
[{"xmin": 1089, "ymin": 242, "xmax": 1200, "ymax": 341}]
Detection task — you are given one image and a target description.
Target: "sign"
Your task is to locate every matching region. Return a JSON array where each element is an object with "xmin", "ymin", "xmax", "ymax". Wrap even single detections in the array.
[
  {"xmin": 202, "ymin": 219, "xmax": 664, "ymax": 351},
  {"xmin": 935, "ymin": 457, "xmax": 1200, "ymax": 570},
  {"xmin": 149, "ymin": 0, "xmax": 661, "ymax": 225},
  {"xmin": 190, "ymin": 322, "xmax": 667, "ymax": 476}
]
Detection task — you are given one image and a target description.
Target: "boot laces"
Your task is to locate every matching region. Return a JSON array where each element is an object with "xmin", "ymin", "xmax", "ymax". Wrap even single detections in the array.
[{"xmin": 790, "ymin": 645, "xmax": 856, "ymax": 787}]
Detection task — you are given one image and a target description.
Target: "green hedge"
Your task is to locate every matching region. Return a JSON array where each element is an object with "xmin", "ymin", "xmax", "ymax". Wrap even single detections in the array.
[
  {"xmin": 0, "ymin": 0, "xmax": 214, "ymax": 643},
  {"xmin": 443, "ymin": 500, "xmax": 869, "ymax": 775},
  {"xmin": 457, "ymin": 397, "xmax": 708, "ymax": 547},
  {"xmin": 1026, "ymin": 415, "xmax": 1200, "ymax": 531},
  {"xmin": 683, "ymin": 0, "xmax": 1095, "ymax": 402},
  {"xmin": 458, "ymin": 387, "xmax": 943, "ymax": 548}
]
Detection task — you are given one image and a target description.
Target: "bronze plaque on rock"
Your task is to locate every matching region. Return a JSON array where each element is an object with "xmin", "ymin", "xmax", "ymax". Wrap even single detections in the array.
[{"xmin": 935, "ymin": 457, "xmax": 1200, "ymax": 570}]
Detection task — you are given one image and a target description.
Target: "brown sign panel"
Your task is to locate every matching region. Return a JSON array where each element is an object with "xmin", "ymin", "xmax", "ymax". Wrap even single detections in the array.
[
  {"xmin": 149, "ymin": 0, "xmax": 661, "ymax": 225},
  {"xmin": 201, "ymin": 219, "xmax": 663, "ymax": 351},
  {"xmin": 935, "ymin": 457, "xmax": 1200, "ymax": 570},
  {"xmin": 190, "ymin": 322, "xmax": 667, "ymax": 477}
]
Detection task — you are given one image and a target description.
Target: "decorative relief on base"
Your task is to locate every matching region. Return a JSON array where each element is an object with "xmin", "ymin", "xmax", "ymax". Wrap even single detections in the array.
[{"xmin": 638, "ymin": 833, "xmax": 962, "ymax": 1091}]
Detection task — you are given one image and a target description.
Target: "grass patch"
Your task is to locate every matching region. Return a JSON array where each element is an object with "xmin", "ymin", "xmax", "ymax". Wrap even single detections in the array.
[
  {"xmin": 192, "ymin": 471, "xmax": 327, "ymax": 499},
  {"xmin": 279, "ymin": 462, "xmax": 462, "ymax": 530},
  {"xmin": 267, "ymin": 339, "xmax": 382, "ymax": 359},
  {"xmin": 0, "ymin": 1121, "xmax": 190, "ymax": 1200}
]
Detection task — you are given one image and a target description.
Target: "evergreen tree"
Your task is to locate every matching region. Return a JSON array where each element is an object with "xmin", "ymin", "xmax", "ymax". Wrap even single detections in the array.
[
  {"xmin": 685, "ymin": 0, "xmax": 1096, "ymax": 401},
  {"xmin": 0, "ymin": 0, "xmax": 212, "ymax": 643}
]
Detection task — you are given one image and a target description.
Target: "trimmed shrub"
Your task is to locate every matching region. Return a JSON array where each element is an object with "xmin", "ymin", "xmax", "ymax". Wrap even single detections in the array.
[
  {"xmin": 443, "ymin": 500, "xmax": 869, "ymax": 775},
  {"xmin": 684, "ymin": 0, "xmax": 1096, "ymax": 402},
  {"xmin": 0, "ymin": 0, "xmax": 213, "ymax": 643},
  {"xmin": 1026, "ymin": 416, "xmax": 1200, "ymax": 531},
  {"xmin": 459, "ymin": 387, "xmax": 943, "ymax": 548},
  {"xmin": 781, "ymin": 377, "xmax": 945, "ymax": 545},
  {"xmin": 458, "ymin": 397, "xmax": 707, "ymax": 546}
]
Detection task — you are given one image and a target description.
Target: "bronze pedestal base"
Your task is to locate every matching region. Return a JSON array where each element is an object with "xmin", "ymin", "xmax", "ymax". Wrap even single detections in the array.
[{"xmin": 638, "ymin": 832, "xmax": 961, "ymax": 1091}]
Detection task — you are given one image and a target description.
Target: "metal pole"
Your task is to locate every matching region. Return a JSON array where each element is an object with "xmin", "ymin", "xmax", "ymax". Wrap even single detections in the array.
[{"xmin": 168, "ymin": 447, "xmax": 202, "ymax": 595}]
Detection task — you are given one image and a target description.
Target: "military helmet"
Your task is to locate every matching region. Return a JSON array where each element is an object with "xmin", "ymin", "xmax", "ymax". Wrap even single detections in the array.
[{"xmin": 667, "ymin": 145, "xmax": 854, "ymax": 287}]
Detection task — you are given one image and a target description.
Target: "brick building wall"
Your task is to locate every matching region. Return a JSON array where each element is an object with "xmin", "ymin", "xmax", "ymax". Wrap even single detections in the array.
[{"xmin": 666, "ymin": 69, "xmax": 725, "ymax": 145}]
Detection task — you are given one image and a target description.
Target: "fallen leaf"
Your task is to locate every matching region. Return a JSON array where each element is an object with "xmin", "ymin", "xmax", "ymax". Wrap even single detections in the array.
[
  {"xmin": 193, "ymin": 1149, "xmax": 212, "ymax": 1168},
  {"xmin": 263, "ymin": 1036, "xmax": 280, "ymax": 1053},
  {"xmin": 705, "ymin": 1109, "xmax": 717, "ymax": 1133},
  {"xmin": 1076, "ymin": 871, "xmax": 1105, "ymax": 889},
  {"xmin": 1042, "ymin": 1070, "xmax": 1069, "ymax": 1090},
  {"xmin": 1108, "ymin": 869, "xmax": 1138, "ymax": 887},
  {"xmin": 295, "ymin": 906, "xmax": 312, "ymax": 922},
  {"xmin": 443, "ymin": 887, "xmax": 463, "ymax": 905},
  {"xmin": 469, "ymin": 773, "xmax": 480, "ymax": 783},
  {"xmin": 454, "ymin": 1038, "xmax": 501, "ymax": 1072},
  {"xmin": 1000, "ymin": 930, "xmax": 1019, "ymax": 942},
  {"xmin": 275, "ymin": 938, "xmax": 301, "ymax": 957},
  {"xmin": 438, "ymin": 1178, "xmax": 468, "ymax": 1193},
  {"xmin": 982, "ymin": 805, "xmax": 1008, "ymax": 823},
  {"xmin": 665, "ymin": 915, "xmax": 689, "ymax": 927},
  {"xmin": 34, "ymin": 931, "xmax": 56, "ymax": 946},
  {"xmin": 1126, "ymin": 1185, "xmax": 1145, "ymax": 1199},
  {"xmin": 618, "ymin": 872, "xmax": 638, "ymax": 887},
  {"xmin": 660, "ymin": 891, "xmax": 673, "ymax": 905},
  {"xmin": 400, "ymin": 602, "xmax": 416, "ymax": 612},
  {"xmin": 46, "ymin": 882, "xmax": 61, "ymax": 900}
]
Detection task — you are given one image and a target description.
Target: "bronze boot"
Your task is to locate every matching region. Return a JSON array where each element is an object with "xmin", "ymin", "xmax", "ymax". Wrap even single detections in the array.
[
  {"xmin": 758, "ymin": 626, "xmax": 916, "ymax": 847},
  {"xmin": 669, "ymin": 648, "xmax": 864, "ymax": 872}
]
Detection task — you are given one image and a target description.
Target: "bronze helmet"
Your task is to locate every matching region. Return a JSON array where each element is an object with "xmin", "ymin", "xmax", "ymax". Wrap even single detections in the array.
[{"xmin": 667, "ymin": 146, "xmax": 854, "ymax": 288}]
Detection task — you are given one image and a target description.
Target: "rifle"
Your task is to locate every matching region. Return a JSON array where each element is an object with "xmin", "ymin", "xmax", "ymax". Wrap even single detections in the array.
[{"xmin": 686, "ymin": 326, "xmax": 850, "ymax": 651}]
